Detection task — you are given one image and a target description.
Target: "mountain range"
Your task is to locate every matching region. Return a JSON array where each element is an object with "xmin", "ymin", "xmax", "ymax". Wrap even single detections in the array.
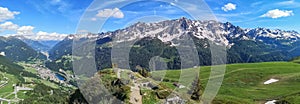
[
  {"xmin": 9, "ymin": 35, "xmax": 61, "ymax": 52},
  {"xmin": 1, "ymin": 17, "xmax": 300, "ymax": 70},
  {"xmin": 46, "ymin": 17, "xmax": 300, "ymax": 71}
]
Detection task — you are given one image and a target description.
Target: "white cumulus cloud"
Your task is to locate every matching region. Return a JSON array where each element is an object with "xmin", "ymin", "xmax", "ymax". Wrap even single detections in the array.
[
  {"xmin": 261, "ymin": 9, "xmax": 294, "ymax": 18},
  {"xmin": 96, "ymin": 8, "xmax": 124, "ymax": 18},
  {"xmin": 0, "ymin": 6, "xmax": 68, "ymax": 41},
  {"xmin": 222, "ymin": 3, "xmax": 236, "ymax": 12},
  {"xmin": 0, "ymin": 21, "xmax": 19, "ymax": 31},
  {"xmin": 8, "ymin": 31, "xmax": 68, "ymax": 41},
  {"xmin": 34, "ymin": 31, "xmax": 68, "ymax": 41},
  {"xmin": 0, "ymin": 7, "xmax": 20, "ymax": 22},
  {"xmin": 17, "ymin": 26, "xmax": 35, "ymax": 35}
]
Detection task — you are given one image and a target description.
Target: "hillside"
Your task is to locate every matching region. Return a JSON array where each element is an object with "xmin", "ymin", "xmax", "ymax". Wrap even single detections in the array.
[
  {"xmin": 71, "ymin": 61, "xmax": 300, "ymax": 104},
  {"xmin": 48, "ymin": 36, "xmax": 73, "ymax": 60},
  {"xmin": 10, "ymin": 35, "xmax": 61, "ymax": 52},
  {"xmin": 0, "ymin": 36, "xmax": 46, "ymax": 62},
  {"xmin": 0, "ymin": 56, "xmax": 37, "ymax": 81},
  {"xmin": 17, "ymin": 38, "xmax": 51, "ymax": 52},
  {"xmin": 148, "ymin": 62, "xmax": 300, "ymax": 104},
  {"xmin": 0, "ymin": 56, "xmax": 76, "ymax": 103}
]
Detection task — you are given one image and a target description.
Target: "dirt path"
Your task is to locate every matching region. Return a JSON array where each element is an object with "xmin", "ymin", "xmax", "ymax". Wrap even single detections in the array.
[{"xmin": 129, "ymin": 80, "xmax": 142, "ymax": 104}]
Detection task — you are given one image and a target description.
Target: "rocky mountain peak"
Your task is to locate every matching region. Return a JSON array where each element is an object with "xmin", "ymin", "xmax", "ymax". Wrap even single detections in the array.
[{"xmin": 61, "ymin": 17, "xmax": 300, "ymax": 48}]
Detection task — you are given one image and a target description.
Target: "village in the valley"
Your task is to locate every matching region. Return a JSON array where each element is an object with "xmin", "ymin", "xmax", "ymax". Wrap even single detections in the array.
[{"xmin": 0, "ymin": 53, "xmax": 75, "ymax": 104}]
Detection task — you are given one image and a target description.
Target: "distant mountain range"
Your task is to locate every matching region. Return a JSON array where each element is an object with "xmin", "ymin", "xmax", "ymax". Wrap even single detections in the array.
[
  {"xmin": 46, "ymin": 17, "xmax": 300, "ymax": 71},
  {"xmin": 0, "ymin": 36, "xmax": 46, "ymax": 62},
  {"xmin": 8, "ymin": 35, "xmax": 61, "ymax": 52}
]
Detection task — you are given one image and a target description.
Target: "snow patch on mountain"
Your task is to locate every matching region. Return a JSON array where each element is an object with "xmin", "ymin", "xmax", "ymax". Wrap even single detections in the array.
[{"xmin": 65, "ymin": 18, "xmax": 300, "ymax": 48}]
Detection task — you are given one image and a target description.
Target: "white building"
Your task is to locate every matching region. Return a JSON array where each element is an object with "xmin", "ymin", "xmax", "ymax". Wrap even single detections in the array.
[{"xmin": 165, "ymin": 96, "xmax": 185, "ymax": 104}]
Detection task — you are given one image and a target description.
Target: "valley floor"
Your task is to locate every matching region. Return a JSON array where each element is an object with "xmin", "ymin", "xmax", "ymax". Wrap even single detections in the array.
[{"xmin": 0, "ymin": 62, "xmax": 76, "ymax": 104}]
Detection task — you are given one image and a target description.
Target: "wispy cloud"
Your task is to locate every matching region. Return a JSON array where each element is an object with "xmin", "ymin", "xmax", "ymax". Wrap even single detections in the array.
[
  {"xmin": 49, "ymin": 0, "xmax": 71, "ymax": 13},
  {"xmin": 86, "ymin": 0, "xmax": 126, "ymax": 12},
  {"xmin": 250, "ymin": 1, "xmax": 263, "ymax": 7},
  {"xmin": 215, "ymin": 12, "xmax": 252, "ymax": 17},
  {"xmin": 275, "ymin": 0, "xmax": 300, "ymax": 8},
  {"xmin": 214, "ymin": 11, "xmax": 254, "ymax": 23},
  {"xmin": 27, "ymin": 0, "xmax": 85, "ymax": 21}
]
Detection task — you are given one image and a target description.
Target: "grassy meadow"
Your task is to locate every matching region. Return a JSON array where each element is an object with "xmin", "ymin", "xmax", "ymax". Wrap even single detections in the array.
[{"xmin": 151, "ymin": 62, "xmax": 300, "ymax": 103}]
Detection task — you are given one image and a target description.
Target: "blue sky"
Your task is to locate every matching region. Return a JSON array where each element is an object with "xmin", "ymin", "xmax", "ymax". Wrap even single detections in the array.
[{"xmin": 0, "ymin": 0, "xmax": 299, "ymax": 37}]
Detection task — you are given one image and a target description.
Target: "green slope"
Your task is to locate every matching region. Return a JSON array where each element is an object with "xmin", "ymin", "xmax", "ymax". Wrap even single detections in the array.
[
  {"xmin": 0, "ymin": 36, "xmax": 46, "ymax": 62},
  {"xmin": 289, "ymin": 56, "xmax": 300, "ymax": 63},
  {"xmin": 0, "ymin": 56, "xmax": 74, "ymax": 103},
  {"xmin": 0, "ymin": 56, "xmax": 37, "ymax": 81},
  {"xmin": 152, "ymin": 62, "xmax": 300, "ymax": 104}
]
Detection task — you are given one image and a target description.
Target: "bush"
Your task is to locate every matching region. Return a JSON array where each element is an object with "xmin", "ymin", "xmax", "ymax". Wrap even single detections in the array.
[
  {"xmin": 163, "ymin": 78, "xmax": 170, "ymax": 82},
  {"xmin": 156, "ymin": 90, "xmax": 171, "ymax": 99}
]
